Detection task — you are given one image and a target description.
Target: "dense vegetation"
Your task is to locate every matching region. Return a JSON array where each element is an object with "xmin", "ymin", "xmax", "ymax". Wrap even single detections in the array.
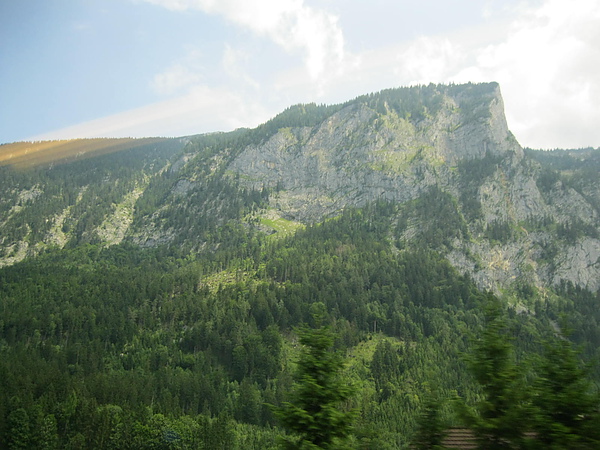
[
  {"xmin": 1, "ymin": 85, "xmax": 599, "ymax": 448},
  {"xmin": 0, "ymin": 139, "xmax": 183, "ymax": 251},
  {"xmin": 1, "ymin": 197, "xmax": 599, "ymax": 448}
]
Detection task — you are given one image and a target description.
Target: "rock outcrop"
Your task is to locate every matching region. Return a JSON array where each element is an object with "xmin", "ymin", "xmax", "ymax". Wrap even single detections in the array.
[{"xmin": 223, "ymin": 83, "xmax": 599, "ymax": 293}]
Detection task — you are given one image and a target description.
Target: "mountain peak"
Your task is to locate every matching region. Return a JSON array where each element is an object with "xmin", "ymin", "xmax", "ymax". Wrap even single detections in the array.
[{"xmin": 226, "ymin": 82, "xmax": 520, "ymax": 222}]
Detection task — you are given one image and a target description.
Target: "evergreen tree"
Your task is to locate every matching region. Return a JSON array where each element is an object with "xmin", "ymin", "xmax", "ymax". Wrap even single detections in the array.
[
  {"xmin": 37, "ymin": 414, "xmax": 59, "ymax": 450},
  {"xmin": 7, "ymin": 407, "xmax": 31, "ymax": 449},
  {"xmin": 411, "ymin": 386, "xmax": 448, "ymax": 450},
  {"xmin": 371, "ymin": 340, "xmax": 402, "ymax": 401},
  {"xmin": 275, "ymin": 312, "xmax": 356, "ymax": 449},
  {"xmin": 457, "ymin": 297, "xmax": 532, "ymax": 449},
  {"xmin": 531, "ymin": 333, "xmax": 600, "ymax": 449}
]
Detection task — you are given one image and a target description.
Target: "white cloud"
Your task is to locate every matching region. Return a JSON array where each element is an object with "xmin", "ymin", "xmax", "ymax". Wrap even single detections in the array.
[
  {"xmin": 394, "ymin": 36, "xmax": 465, "ymax": 86},
  {"xmin": 139, "ymin": 0, "xmax": 345, "ymax": 81},
  {"xmin": 150, "ymin": 48, "xmax": 206, "ymax": 96},
  {"xmin": 323, "ymin": 0, "xmax": 600, "ymax": 149},
  {"xmin": 221, "ymin": 44, "xmax": 260, "ymax": 90},
  {"xmin": 451, "ymin": 0, "xmax": 600, "ymax": 148}
]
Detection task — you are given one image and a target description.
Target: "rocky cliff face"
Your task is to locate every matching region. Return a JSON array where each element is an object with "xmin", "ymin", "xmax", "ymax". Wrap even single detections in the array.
[
  {"xmin": 223, "ymin": 83, "xmax": 599, "ymax": 293},
  {"xmin": 228, "ymin": 83, "xmax": 519, "ymax": 222},
  {"xmin": 1, "ymin": 83, "xmax": 598, "ymax": 295}
]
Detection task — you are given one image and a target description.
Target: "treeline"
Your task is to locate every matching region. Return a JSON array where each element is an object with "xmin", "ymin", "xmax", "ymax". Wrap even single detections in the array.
[{"xmin": 352, "ymin": 82, "xmax": 498, "ymax": 123}]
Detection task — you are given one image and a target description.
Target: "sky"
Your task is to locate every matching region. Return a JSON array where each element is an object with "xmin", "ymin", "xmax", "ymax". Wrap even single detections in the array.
[{"xmin": 1, "ymin": 0, "xmax": 599, "ymax": 149}]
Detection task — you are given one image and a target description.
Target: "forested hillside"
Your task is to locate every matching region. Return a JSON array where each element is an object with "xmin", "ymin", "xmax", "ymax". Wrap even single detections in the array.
[
  {"xmin": 1, "ymin": 83, "xmax": 600, "ymax": 448},
  {"xmin": 2, "ymin": 201, "xmax": 600, "ymax": 448}
]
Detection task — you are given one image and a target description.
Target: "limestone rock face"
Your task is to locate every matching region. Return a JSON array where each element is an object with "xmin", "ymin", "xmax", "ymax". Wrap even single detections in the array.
[
  {"xmin": 551, "ymin": 238, "xmax": 600, "ymax": 291},
  {"xmin": 224, "ymin": 84, "xmax": 599, "ymax": 293},
  {"xmin": 229, "ymin": 84, "xmax": 520, "ymax": 223},
  {"xmin": 1, "ymin": 83, "xmax": 598, "ymax": 294}
]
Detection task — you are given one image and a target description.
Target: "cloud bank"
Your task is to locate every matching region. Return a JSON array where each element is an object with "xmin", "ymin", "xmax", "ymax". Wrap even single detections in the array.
[
  {"xmin": 455, "ymin": 0, "xmax": 600, "ymax": 148},
  {"xmin": 372, "ymin": 0, "xmax": 600, "ymax": 148}
]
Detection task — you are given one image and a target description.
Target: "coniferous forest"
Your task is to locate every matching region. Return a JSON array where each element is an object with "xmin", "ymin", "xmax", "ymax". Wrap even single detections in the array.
[
  {"xmin": 1, "ymin": 198, "xmax": 600, "ymax": 448},
  {"xmin": 1, "ymin": 84, "xmax": 600, "ymax": 448}
]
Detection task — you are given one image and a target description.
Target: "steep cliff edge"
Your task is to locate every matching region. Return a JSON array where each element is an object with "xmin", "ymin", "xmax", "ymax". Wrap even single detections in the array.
[
  {"xmin": 221, "ymin": 83, "xmax": 598, "ymax": 293},
  {"xmin": 228, "ymin": 83, "xmax": 519, "ymax": 221}
]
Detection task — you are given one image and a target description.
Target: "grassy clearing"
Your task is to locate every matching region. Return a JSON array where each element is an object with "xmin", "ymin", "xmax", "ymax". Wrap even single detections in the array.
[
  {"xmin": 346, "ymin": 333, "xmax": 404, "ymax": 372},
  {"xmin": 199, "ymin": 266, "xmax": 257, "ymax": 293},
  {"xmin": 260, "ymin": 215, "xmax": 304, "ymax": 238}
]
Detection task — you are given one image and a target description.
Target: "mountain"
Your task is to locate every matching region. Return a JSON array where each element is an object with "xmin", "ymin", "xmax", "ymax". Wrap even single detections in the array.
[
  {"xmin": 2, "ymin": 82, "xmax": 600, "ymax": 448},
  {"xmin": 2, "ymin": 82, "xmax": 599, "ymax": 295}
]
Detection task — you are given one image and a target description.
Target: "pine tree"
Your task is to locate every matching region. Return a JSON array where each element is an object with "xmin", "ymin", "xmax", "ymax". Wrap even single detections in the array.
[
  {"xmin": 531, "ymin": 333, "xmax": 600, "ymax": 449},
  {"xmin": 38, "ymin": 414, "xmax": 59, "ymax": 450},
  {"xmin": 412, "ymin": 386, "xmax": 448, "ymax": 450},
  {"xmin": 457, "ymin": 297, "xmax": 532, "ymax": 449},
  {"xmin": 7, "ymin": 407, "xmax": 31, "ymax": 449},
  {"xmin": 275, "ymin": 315, "xmax": 356, "ymax": 449}
]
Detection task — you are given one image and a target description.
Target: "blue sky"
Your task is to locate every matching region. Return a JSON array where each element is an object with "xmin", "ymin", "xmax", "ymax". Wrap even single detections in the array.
[{"xmin": 1, "ymin": 0, "xmax": 599, "ymax": 148}]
